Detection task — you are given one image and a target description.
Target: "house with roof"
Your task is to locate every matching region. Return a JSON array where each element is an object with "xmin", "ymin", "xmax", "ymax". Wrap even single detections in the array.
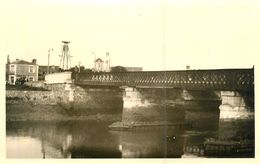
[{"xmin": 6, "ymin": 58, "xmax": 39, "ymax": 85}]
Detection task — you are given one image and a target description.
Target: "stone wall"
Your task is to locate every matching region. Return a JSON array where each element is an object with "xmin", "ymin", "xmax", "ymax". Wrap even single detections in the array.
[
  {"xmin": 72, "ymin": 86, "xmax": 123, "ymax": 115},
  {"xmin": 40, "ymin": 83, "xmax": 123, "ymax": 115},
  {"xmin": 6, "ymin": 83, "xmax": 123, "ymax": 115},
  {"xmin": 25, "ymin": 81, "xmax": 46, "ymax": 88},
  {"xmin": 6, "ymin": 90, "xmax": 56, "ymax": 105}
]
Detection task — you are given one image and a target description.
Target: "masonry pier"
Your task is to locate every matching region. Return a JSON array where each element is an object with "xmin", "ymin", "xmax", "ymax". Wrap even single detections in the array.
[
  {"xmin": 109, "ymin": 87, "xmax": 221, "ymax": 129},
  {"xmin": 217, "ymin": 91, "xmax": 254, "ymax": 142},
  {"xmin": 49, "ymin": 84, "xmax": 123, "ymax": 116}
]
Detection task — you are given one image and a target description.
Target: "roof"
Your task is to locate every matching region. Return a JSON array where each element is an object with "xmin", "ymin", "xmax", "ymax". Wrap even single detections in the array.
[
  {"xmin": 124, "ymin": 67, "xmax": 143, "ymax": 71},
  {"xmin": 95, "ymin": 58, "xmax": 103, "ymax": 62},
  {"xmin": 39, "ymin": 65, "xmax": 59, "ymax": 68},
  {"xmin": 10, "ymin": 59, "xmax": 37, "ymax": 65}
]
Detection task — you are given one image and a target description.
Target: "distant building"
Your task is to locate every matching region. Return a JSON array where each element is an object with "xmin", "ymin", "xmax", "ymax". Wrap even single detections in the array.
[
  {"xmin": 6, "ymin": 58, "xmax": 39, "ymax": 85},
  {"xmin": 124, "ymin": 67, "xmax": 143, "ymax": 72},
  {"xmin": 93, "ymin": 58, "xmax": 104, "ymax": 72},
  {"xmin": 93, "ymin": 52, "xmax": 110, "ymax": 72},
  {"xmin": 104, "ymin": 52, "xmax": 111, "ymax": 72},
  {"xmin": 38, "ymin": 65, "xmax": 60, "ymax": 81},
  {"xmin": 110, "ymin": 66, "xmax": 143, "ymax": 72}
]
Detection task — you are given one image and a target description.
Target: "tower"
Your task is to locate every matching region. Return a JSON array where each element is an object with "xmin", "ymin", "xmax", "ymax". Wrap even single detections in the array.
[
  {"xmin": 59, "ymin": 41, "xmax": 72, "ymax": 70},
  {"xmin": 104, "ymin": 52, "xmax": 110, "ymax": 72},
  {"xmin": 7, "ymin": 55, "xmax": 10, "ymax": 64}
]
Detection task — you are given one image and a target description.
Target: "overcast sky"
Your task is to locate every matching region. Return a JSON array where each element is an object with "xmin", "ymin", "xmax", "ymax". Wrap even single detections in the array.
[{"xmin": 1, "ymin": 0, "xmax": 260, "ymax": 70}]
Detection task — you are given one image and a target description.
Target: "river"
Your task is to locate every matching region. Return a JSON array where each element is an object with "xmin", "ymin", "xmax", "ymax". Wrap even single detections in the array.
[{"xmin": 6, "ymin": 118, "xmax": 254, "ymax": 158}]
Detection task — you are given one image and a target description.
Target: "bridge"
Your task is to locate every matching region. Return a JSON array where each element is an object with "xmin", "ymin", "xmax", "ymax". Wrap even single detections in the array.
[
  {"xmin": 75, "ymin": 68, "xmax": 254, "ymax": 91},
  {"xmin": 50, "ymin": 68, "xmax": 254, "ymax": 130}
]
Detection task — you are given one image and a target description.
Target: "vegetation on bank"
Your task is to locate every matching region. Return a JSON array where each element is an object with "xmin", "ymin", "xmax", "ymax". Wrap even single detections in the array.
[{"xmin": 6, "ymin": 84, "xmax": 49, "ymax": 91}]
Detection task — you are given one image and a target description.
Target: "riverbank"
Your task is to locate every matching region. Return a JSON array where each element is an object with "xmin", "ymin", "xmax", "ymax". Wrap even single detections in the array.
[
  {"xmin": 6, "ymin": 104, "xmax": 122, "ymax": 122},
  {"xmin": 6, "ymin": 83, "xmax": 123, "ymax": 122}
]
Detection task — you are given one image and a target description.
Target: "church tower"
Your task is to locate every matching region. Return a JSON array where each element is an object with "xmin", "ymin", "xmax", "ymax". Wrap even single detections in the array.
[{"xmin": 104, "ymin": 52, "xmax": 110, "ymax": 72}]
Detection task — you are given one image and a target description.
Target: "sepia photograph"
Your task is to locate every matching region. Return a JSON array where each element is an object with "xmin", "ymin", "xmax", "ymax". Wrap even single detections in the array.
[{"xmin": 1, "ymin": 0, "xmax": 258, "ymax": 160}]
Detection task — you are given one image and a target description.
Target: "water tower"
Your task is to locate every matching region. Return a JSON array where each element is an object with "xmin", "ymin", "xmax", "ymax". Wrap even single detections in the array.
[{"xmin": 59, "ymin": 41, "xmax": 72, "ymax": 70}]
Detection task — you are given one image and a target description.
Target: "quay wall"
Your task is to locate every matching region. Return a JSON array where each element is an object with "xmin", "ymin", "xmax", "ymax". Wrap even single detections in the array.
[{"xmin": 6, "ymin": 83, "xmax": 123, "ymax": 115}]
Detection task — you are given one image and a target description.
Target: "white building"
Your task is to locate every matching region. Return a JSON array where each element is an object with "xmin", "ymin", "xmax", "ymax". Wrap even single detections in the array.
[{"xmin": 93, "ymin": 52, "xmax": 110, "ymax": 72}]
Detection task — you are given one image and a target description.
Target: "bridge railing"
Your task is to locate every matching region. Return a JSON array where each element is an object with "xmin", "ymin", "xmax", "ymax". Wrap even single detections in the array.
[{"xmin": 75, "ymin": 68, "xmax": 254, "ymax": 91}]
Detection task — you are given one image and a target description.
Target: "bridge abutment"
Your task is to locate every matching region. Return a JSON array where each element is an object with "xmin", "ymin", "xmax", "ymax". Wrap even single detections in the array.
[
  {"xmin": 50, "ymin": 83, "xmax": 123, "ymax": 116},
  {"xmin": 72, "ymin": 86, "xmax": 123, "ymax": 115},
  {"xmin": 219, "ymin": 91, "xmax": 254, "ymax": 120}
]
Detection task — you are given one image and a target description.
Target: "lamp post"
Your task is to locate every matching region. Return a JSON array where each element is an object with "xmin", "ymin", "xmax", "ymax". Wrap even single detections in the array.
[{"xmin": 48, "ymin": 48, "xmax": 54, "ymax": 74}]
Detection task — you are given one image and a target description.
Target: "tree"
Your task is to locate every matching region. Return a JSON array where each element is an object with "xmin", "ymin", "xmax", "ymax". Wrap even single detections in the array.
[
  {"xmin": 79, "ymin": 68, "xmax": 92, "ymax": 73},
  {"xmin": 111, "ymin": 66, "xmax": 128, "ymax": 72}
]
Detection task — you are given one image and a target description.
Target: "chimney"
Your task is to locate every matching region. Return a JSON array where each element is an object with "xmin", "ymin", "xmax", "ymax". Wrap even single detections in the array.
[
  {"xmin": 32, "ymin": 59, "xmax": 37, "ymax": 64},
  {"xmin": 186, "ymin": 65, "xmax": 190, "ymax": 70},
  {"xmin": 7, "ymin": 55, "xmax": 10, "ymax": 64}
]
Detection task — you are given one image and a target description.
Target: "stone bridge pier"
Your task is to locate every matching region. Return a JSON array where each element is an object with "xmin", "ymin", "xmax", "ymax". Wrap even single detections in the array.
[
  {"xmin": 110, "ymin": 87, "xmax": 222, "ymax": 130},
  {"xmin": 110, "ymin": 87, "xmax": 254, "ymax": 131},
  {"xmin": 218, "ymin": 91, "xmax": 254, "ymax": 141},
  {"xmin": 219, "ymin": 91, "xmax": 254, "ymax": 121}
]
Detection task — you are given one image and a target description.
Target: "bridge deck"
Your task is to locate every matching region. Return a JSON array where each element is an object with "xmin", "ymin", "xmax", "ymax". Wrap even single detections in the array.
[{"xmin": 75, "ymin": 68, "xmax": 254, "ymax": 91}]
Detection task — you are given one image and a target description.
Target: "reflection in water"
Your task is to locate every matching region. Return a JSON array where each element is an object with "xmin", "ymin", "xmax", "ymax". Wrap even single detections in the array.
[
  {"xmin": 113, "ymin": 127, "xmax": 184, "ymax": 158},
  {"xmin": 7, "ymin": 121, "xmax": 185, "ymax": 158},
  {"xmin": 6, "ymin": 136, "xmax": 43, "ymax": 158},
  {"xmin": 6, "ymin": 118, "xmax": 254, "ymax": 158},
  {"xmin": 6, "ymin": 121, "xmax": 122, "ymax": 158}
]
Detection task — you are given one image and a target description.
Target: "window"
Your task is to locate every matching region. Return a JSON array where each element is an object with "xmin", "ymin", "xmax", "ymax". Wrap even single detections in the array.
[
  {"xmin": 29, "ymin": 65, "xmax": 34, "ymax": 73},
  {"xmin": 10, "ymin": 65, "xmax": 15, "ymax": 73},
  {"xmin": 10, "ymin": 76, "xmax": 15, "ymax": 85}
]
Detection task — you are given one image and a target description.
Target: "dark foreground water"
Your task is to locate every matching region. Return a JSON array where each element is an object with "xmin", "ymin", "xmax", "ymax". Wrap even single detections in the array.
[{"xmin": 6, "ymin": 118, "xmax": 254, "ymax": 158}]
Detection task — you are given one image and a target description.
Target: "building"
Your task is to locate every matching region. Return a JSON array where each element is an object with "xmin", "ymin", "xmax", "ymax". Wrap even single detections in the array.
[
  {"xmin": 93, "ymin": 52, "xmax": 111, "ymax": 72},
  {"xmin": 104, "ymin": 52, "xmax": 111, "ymax": 72},
  {"xmin": 6, "ymin": 58, "xmax": 39, "ymax": 85},
  {"xmin": 124, "ymin": 67, "xmax": 143, "ymax": 72},
  {"xmin": 93, "ymin": 58, "xmax": 104, "ymax": 72},
  {"xmin": 186, "ymin": 65, "xmax": 191, "ymax": 70},
  {"xmin": 38, "ymin": 65, "xmax": 60, "ymax": 81}
]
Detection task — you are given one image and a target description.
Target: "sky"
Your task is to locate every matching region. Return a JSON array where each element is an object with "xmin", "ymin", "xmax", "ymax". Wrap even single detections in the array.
[{"xmin": 1, "ymin": 0, "xmax": 260, "ymax": 71}]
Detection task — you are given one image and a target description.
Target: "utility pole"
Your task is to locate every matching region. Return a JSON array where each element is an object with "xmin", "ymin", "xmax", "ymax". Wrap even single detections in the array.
[
  {"xmin": 48, "ymin": 48, "xmax": 54, "ymax": 74},
  {"xmin": 92, "ymin": 51, "xmax": 96, "ymax": 71}
]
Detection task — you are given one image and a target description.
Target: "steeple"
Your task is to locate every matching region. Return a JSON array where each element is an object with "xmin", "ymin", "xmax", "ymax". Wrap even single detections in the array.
[
  {"xmin": 7, "ymin": 55, "xmax": 10, "ymax": 64},
  {"xmin": 105, "ymin": 52, "xmax": 110, "ymax": 72}
]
